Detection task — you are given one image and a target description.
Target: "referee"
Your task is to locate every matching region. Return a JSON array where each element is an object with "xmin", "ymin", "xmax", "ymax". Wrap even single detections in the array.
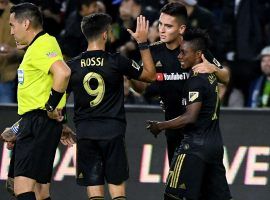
[{"xmin": 9, "ymin": 3, "xmax": 70, "ymax": 200}]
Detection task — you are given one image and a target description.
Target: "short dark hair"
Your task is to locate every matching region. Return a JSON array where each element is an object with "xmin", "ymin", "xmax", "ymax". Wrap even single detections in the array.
[
  {"xmin": 81, "ymin": 13, "xmax": 112, "ymax": 40},
  {"xmin": 77, "ymin": 0, "xmax": 97, "ymax": 11},
  {"xmin": 160, "ymin": 2, "xmax": 188, "ymax": 25},
  {"xmin": 183, "ymin": 28, "xmax": 210, "ymax": 52},
  {"xmin": 10, "ymin": 3, "xmax": 43, "ymax": 29}
]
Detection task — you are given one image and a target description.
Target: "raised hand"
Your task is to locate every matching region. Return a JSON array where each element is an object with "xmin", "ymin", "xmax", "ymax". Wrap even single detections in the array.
[{"xmin": 127, "ymin": 15, "xmax": 149, "ymax": 43}]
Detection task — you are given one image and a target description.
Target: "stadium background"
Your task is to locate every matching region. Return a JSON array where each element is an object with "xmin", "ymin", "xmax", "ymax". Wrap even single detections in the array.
[{"xmin": 0, "ymin": 105, "xmax": 270, "ymax": 200}]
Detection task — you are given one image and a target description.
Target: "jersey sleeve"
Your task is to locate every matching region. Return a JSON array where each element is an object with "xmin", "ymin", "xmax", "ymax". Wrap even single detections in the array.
[
  {"xmin": 185, "ymin": 76, "xmax": 207, "ymax": 105},
  {"xmin": 31, "ymin": 37, "xmax": 63, "ymax": 74},
  {"xmin": 117, "ymin": 55, "xmax": 143, "ymax": 79}
]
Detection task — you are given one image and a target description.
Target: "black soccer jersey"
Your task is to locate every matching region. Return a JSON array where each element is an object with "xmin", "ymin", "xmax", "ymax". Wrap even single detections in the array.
[
  {"xmin": 180, "ymin": 72, "xmax": 224, "ymax": 163},
  {"xmin": 67, "ymin": 50, "xmax": 143, "ymax": 139},
  {"xmin": 150, "ymin": 42, "xmax": 189, "ymax": 120}
]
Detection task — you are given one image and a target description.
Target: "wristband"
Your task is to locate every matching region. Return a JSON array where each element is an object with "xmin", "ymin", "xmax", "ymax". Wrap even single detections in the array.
[
  {"xmin": 204, "ymin": 49, "xmax": 223, "ymax": 69},
  {"xmin": 213, "ymin": 58, "xmax": 223, "ymax": 69},
  {"xmin": 45, "ymin": 88, "xmax": 64, "ymax": 112},
  {"xmin": 138, "ymin": 42, "xmax": 149, "ymax": 50}
]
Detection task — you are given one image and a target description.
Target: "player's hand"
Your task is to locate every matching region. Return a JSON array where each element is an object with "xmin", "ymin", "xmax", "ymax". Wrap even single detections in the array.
[
  {"xmin": 0, "ymin": 44, "xmax": 13, "ymax": 54},
  {"xmin": 127, "ymin": 15, "xmax": 149, "ymax": 43},
  {"xmin": 192, "ymin": 54, "xmax": 217, "ymax": 74},
  {"xmin": 6, "ymin": 177, "xmax": 15, "ymax": 196},
  {"xmin": 60, "ymin": 124, "xmax": 76, "ymax": 147},
  {"xmin": 146, "ymin": 120, "xmax": 161, "ymax": 137},
  {"xmin": 6, "ymin": 142, "xmax": 15, "ymax": 150},
  {"xmin": 1, "ymin": 128, "xmax": 16, "ymax": 142},
  {"xmin": 47, "ymin": 108, "xmax": 64, "ymax": 122}
]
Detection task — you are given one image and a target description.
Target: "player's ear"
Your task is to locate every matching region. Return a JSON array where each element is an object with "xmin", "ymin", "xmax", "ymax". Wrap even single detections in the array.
[
  {"xmin": 196, "ymin": 50, "xmax": 203, "ymax": 61},
  {"xmin": 24, "ymin": 19, "xmax": 31, "ymax": 31},
  {"xmin": 102, "ymin": 31, "xmax": 107, "ymax": 41},
  {"xmin": 179, "ymin": 24, "xmax": 186, "ymax": 35}
]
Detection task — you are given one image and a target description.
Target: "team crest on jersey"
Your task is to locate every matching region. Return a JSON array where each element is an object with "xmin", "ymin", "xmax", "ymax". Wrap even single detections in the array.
[
  {"xmin": 132, "ymin": 60, "xmax": 140, "ymax": 71},
  {"xmin": 46, "ymin": 51, "xmax": 58, "ymax": 58},
  {"xmin": 17, "ymin": 69, "xmax": 24, "ymax": 84},
  {"xmin": 189, "ymin": 91, "xmax": 199, "ymax": 102}
]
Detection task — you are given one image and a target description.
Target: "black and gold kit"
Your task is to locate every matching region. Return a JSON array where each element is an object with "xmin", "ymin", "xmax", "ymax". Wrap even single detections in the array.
[
  {"xmin": 150, "ymin": 42, "xmax": 189, "ymax": 163},
  {"xmin": 67, "ymin": 50, "xmax": 143, "ymax": 139},
  {"xmin": 165, "ymin": 72, "xmax": 231, "ymax": 200},
  {"xmin": 67, "ymin": 50, "xmax": 143, "ymax": 186}
]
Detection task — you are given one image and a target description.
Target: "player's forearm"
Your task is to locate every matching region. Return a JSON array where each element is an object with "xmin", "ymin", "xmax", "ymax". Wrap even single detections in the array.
[
  {"xmin": 130, "ymin": 79, "xmax": 148, "ymax": 93},
  {"xmin": 214, "ymin": 66, "xmax": 230, "ymax": 85},
  {"xmin": 139, "ymin": 49, "xmax": 156, "ymax": 82},
  {"xmin": 158, "ymin": 116, "xmax": 189, "ymax": 130}
]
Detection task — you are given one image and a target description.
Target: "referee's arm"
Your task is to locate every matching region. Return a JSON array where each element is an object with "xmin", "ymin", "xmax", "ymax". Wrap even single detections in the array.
[
  {"xmin": 50, "ymin": 60, "xmax": 71, "ymax": 93},
  {"xmin": 46, "ymin": 60, "xmax": 71, "ymax": 121}
]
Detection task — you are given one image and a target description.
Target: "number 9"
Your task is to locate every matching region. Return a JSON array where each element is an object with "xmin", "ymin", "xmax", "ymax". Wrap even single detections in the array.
[{"xmin": 83, "ymin": 72, "xmax": 105, "ymax": 107}]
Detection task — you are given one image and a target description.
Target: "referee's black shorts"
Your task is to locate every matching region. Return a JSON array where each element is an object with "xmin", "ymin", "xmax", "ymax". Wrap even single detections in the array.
[
  {"xmin": 14, "ymin": 110, "xmax": 62, "ymax": 184},
  {"xmin": 165, "ymin": 153, "xmax": 231, "ymax": 200},
  {"xmin": 76, "ymin": 135, "xmax": 129, "ymax": 186}
]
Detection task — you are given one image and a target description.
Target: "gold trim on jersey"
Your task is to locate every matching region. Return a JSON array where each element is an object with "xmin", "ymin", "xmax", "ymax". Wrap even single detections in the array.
[
  {"xmin": 169, "ymin": 154, "xmax": 186, "ymax": 188},
  {"xmin": 149, "ymin": 40, "xmax": 163, "ymax": 47}
]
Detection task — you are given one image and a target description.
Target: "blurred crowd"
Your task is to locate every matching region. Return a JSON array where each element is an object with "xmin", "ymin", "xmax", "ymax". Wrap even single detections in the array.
[{"xmin": 1, "ymin": 0, "xmax": 270, "ymax": 108}]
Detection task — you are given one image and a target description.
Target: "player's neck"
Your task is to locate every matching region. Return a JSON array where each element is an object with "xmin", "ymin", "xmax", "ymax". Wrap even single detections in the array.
[
  {"xmin": 87, "ymin": 41, "xmax": 105, "ymax": 51},
  {"xmin": 26, "ymin": 28, "xmax": 43, "ymax": 45},
  {"xmin": 165, "ymin": 38, "xmax": 181, "ymax": 50}
]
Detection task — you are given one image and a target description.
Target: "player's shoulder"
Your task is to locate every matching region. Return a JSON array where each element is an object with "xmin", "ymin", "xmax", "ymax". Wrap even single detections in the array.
[
  {"xmin": 111, "ymin": 52, "xmax": 131, "ymax": 63},
  {"xmin": 66, "ymin": 54, "xmax": 82, "ymax": 68},
  {"xmin": 190, "ymin": 72, "xmax": 217, "ymax": 85},
  {"xmin": 149, "ymin": 41, "xmax": 165, "ymax": 50}
]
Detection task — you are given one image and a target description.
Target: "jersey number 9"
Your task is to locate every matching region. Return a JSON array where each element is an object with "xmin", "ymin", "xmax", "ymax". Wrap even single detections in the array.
[{"xmin": 83, "ymin": 72, "xmax": 105, "ymax": 107}]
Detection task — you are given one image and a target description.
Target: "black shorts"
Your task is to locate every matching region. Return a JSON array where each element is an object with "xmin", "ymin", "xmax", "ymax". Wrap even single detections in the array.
[
  {"xmin": 165, "ymin": 129, "xmax": 184, "ymax": 165},
  {"xmin": 14, "ymin": 110, "xmax": 62, "ymax": 184},
  {"xmin": 165, "ymin": 153, "xmax": 231, "ymax": 200},
  {"xmin": 76, "ymin": 135, "xmax": 129, "ymax": 186}
]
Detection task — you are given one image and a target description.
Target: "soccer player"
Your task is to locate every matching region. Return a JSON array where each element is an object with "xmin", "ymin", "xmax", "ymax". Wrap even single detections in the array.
[
  {"xmin": 66, "ymin": 13, "xmax": 155, "ymax": 200},
  {"xmin": 147, "ymin": 28, "xmax": 232, "ymax": 200},
  {"xmin": 9, "ymin": 3, "xmax": 71, "ymax": 200},
  {"xmin": 131, "ymin": 2, "xmax": 230, "ymax": 164}
]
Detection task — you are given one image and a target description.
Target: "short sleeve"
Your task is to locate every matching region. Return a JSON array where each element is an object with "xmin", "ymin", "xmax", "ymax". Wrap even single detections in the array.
[
  {"xmin": 117, "ymin": 55, "xmax": 143, "ymax": 79},
  {"xmin": 31, "ymin": 37, "xmax": 63, "ymax": 74}
]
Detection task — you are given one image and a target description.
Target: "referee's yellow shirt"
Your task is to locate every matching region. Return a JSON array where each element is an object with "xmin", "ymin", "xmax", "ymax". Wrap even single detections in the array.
[{"xmin": 17, "ymin": 33, "xmax": 66, "ymax": 115}]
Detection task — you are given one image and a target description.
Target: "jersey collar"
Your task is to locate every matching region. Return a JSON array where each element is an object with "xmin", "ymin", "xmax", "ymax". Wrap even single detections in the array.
[{"xmin": 28, "ymin": 31, "xmax": 46, "ymax": 47}]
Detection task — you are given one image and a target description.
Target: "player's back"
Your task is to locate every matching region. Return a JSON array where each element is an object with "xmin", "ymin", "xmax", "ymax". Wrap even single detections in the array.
[{"xmin": 67, "ymin": 50, "xmax": 142, "ymax": 139}]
